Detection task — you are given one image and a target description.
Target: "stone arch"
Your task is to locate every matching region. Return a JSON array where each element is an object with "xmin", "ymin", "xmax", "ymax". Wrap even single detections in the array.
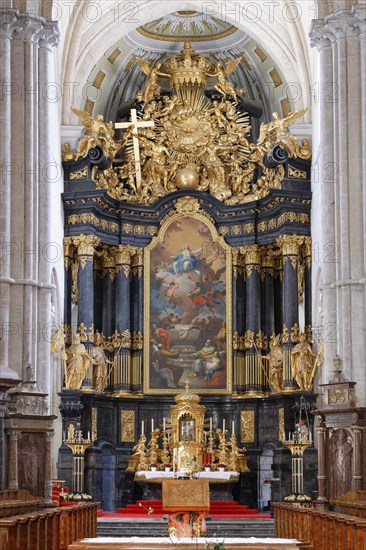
[{"xmin": 59, "ymin": 0, "xmax": 312, "ymax": 124}]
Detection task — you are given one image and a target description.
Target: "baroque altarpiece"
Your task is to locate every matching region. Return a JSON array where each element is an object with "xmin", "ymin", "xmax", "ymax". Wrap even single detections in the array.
[{"xmin": 57, "ymin": 43, "xmax": 318, "ymax": 510}]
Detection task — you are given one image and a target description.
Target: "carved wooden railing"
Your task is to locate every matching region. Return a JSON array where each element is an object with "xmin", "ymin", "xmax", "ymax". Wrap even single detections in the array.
[
  {"xmin": 273, "ymin": 502, "xmax": 366, "ymax": 550},
  {"xmin": 0, "ymin": 501, "xmax": 98, "ymax": 550}
]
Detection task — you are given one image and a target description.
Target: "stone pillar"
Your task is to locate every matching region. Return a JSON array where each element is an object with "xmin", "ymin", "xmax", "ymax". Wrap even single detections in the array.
[
  {"xmin": 19, "ymin": 16, "xmax": 43, "ymax": 380},
  {"xmin": 114, "ymin": 245, "xmax": 134, "ymax": 394},
  {"xmin": 0, "ymin": 9, "xmax": 20, "ymax": 382},
  {"xmin": 310, "ymin": 11, "xmax": 366, "ymax": 402},
  {"xmin": 316, "ymin": 423, "xmax": 327, "ymax": 505},
  {"xmin": 277, "ymin": 235, "xmax": 303, "ymax": 391},
  {"xmin": 7, "ymin": 430, "xmax": 19, "ymax": 491},
  {"xmin": 232, "ymin": 249, "xmax": 245, "ymax": 393},
  {"xmin": 131, "ymin": 249, "xmax": 143, "ymax": 394},
  {"xmin": 241, "ymin": 245, "xmax": 264, "ymax": 396},
  {"xmin": 36, "ymin": 21, "xmax": 59, "ymax": 397},
  {"xmin": 310, "ymin": 22, "xmax": 338, "ymax": 384},
  {"xmin": 44, "ymin": 431, "xmax": 54, "ymax": 504}
]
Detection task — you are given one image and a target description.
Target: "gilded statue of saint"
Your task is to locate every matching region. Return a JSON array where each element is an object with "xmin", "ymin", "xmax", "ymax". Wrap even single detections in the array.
[
  {"xmin": 262, "ymin": 335, "xmax": 284, "ymax": 393},
  {"xmin": 90, "ymin": 332, "xmax": 114, "ymax": 392},
  {"xmin": 64, "ymin": 333, "xmax": 91, "ymax": 390},
  {"xmin": 291, "ymin": 333, "xmax": 314, "ymax": 390}
]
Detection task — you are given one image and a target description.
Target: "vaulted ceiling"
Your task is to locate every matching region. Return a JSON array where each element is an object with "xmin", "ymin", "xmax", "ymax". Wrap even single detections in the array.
[{"xmin": 53, "ymin": 1, "xmax": 313, "ymax": 127}]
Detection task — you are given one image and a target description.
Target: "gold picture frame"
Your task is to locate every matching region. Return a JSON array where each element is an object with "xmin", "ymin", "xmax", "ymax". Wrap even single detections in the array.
[{"xmin": 143, "ymin": 210, "xmax": 232, "ymax": 395}]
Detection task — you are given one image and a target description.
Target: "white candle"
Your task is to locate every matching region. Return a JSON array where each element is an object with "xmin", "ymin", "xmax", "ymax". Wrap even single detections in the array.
[
  {"xmin": 232, "ymin": 421, "xmax": 235, "ymax": 435},
  {"xmin": 309, "ymin": 431, "xmax": 312, "ymax": 442},
  {"xmin": 210, "ymin": 417, "xmax": 212, "ymax": 432},
  {"xmin": 151, "ymin": 418, "xmax": 154, "ymax": 432},
  {"xmin": 141, "ymin": 420, "xmax": 144, "ymax": 435},
  {"xmin": 88, "ymin": 431, "xmax": 90, "ymax": 440},
  {"xmin": 163, "ymin": 418, "xmax": 166, "ymax": 432},
  {"xmin": 223, "ymin": 419, "xmax": 225, "ymax": 432}
]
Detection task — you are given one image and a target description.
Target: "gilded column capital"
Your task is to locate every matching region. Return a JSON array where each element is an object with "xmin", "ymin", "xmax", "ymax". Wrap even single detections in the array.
[
  {"xmin": 231, "ymin": 248, "xmax": 245, "ymax": 266},
  {"xmin": 72, "ymin": 234, "xmax": 100, "ymax": 257},
  {"xmin": 131, "ymin": 248, "xmax": 143, "ymax": 266},
  {"xmin": 277, "ymin": 235, "xmax": 304, "ymax": 257},
  {"xmin": 102, "ymin": 246, "xmax": 117, "ymax": 279},
  {"xmin": 63, "ymin": 237, "xmax": 74, "ymax": 269},
  {"xmin": 240, "ymin": 245, "xmax": 261, "ymax": 265},
  {"xmin": 116, "ymin": 245, "xmax": 136, "ymax": 265}
]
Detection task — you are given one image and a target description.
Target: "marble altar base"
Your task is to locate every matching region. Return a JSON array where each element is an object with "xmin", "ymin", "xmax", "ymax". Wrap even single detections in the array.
[{"xmin": 69, "ymin": 536, "xmax": 303, "ymax": 549}]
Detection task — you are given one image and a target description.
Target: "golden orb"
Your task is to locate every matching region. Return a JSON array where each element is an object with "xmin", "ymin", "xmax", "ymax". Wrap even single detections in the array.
[{"xmin": 175, "ymin": 168, "xmax": 199, "ymax": 190}]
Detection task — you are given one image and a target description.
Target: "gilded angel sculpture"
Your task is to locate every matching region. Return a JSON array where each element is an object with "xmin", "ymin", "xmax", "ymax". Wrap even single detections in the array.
[
  {"xmin": 71, "ymin": 107, "xmax": 120, "ymax": 159},
  {"xmin": 135, "ymin": 58, "xmax": 169, "ymax": 103}
]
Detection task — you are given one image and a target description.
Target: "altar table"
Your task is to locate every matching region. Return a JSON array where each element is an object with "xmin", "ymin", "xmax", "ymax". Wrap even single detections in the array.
[
  {"xmin": 135, "ymin": 470, "xmax": 239, "ymax": 501},
  {"xmin": 69, "ymin": 536, "xmax": 303, "ymax": 549}
]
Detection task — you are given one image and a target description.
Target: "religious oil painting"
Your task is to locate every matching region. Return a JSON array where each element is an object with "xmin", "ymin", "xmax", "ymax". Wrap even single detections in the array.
[{"xmin": 144, "ymin": 215, "xmax": 232, "ymax": 394}]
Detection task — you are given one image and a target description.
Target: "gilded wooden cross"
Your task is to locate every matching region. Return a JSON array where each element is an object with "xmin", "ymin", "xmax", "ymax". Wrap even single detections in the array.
[{"xmin": 115, "ymin": 109, "xmax": 154, "ymax": 192}]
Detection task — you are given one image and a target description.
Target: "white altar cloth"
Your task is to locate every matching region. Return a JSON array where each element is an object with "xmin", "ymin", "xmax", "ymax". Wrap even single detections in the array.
[
  {"xmin": 70, "ymin": 536, "xmax": 301, "ymax": 549},
  {"xmin": 135, "ymin": 470, "xmax": 239, "ymax": 481}
]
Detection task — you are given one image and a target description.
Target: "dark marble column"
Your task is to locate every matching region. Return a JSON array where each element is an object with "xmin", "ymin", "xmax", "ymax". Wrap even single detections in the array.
[
  {"xmin": 102, "ymin": 246, "xmax": 116, "ymax": 340},
  {"xmin": 241, "ymin": 246, "xmax": 264, "ymax": 396},
  {"xmin": 114, "ymin": 245, "xmax": 134, "ymax": 395},
  {"xmin": 261, "ymin": 249, "xmax": 276, "ymax": 393},
  {"xmin": 277, "ymin": 236, "xmax": 303, "ymax": 391},
  {"xmin": 73, "ymin": 235, "xmax": 100, "ymax": 387},
  {"xmin": 93, "ymin": 256, "xmax": 104, "ymax": 335},
  {"xmin": 232, "ymin": 249, "xmax": 246, "ymax": 394},
  {"xmin": 274, "ymin": 253, "xmax": 283, "ymax": 335},
  {"xmin": 131, "ymin": 249, "xmax": 143, "ymax": 394}
]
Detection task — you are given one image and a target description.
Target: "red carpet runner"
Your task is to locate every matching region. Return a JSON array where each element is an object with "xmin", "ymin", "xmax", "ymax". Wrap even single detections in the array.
[{"xmin": 98, "ymin": 500, "xmax": 271, "ymax": 519}]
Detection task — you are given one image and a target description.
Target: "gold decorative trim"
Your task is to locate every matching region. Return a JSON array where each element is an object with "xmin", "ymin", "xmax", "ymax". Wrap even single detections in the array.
[
  {"xmin": 241, "ymin": 410, "xmax": 255, "ymax": 443},
  {"xmin": 92, "ymin": 408, "xmax": 97, "ymax": 441},
  {"xmin": 69, "ymin": 213, "xmax": 118, "ymax": 232},
  {"xmin": 121, "ymin": 410, "xmax": 135, "ymax": 442},
  {"xmin": 136, "ymin": 25, "xmax": 237, "ymax": 43},
  {"xmin": 288, "ymin": 165, "xmax": 307, "ymax": 179},
  {"xmin": 279, "ymin": 407, "xmax": 285, "ymax": 442},
  {"xmin": 108, "ymin": 48, "xmax": 121, "ymax": 64},
  {"xmin": 70, "ymin": 168, "xmax": 88, "ymax": 180}
]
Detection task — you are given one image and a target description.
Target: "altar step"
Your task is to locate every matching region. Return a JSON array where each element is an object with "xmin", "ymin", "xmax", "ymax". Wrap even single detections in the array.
[
  {"xmin": 97, "ymin": 517, "xmax": 275, "ymax": 539},
  {"xmin": 112, "ymin": 500, "xmax": 270, "ymax": 519}
]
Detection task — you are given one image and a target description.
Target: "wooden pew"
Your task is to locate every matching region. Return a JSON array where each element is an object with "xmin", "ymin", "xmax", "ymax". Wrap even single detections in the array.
[
  {"xmin": 0, "ymin": 490, "xmax": 44, "ymax": 519},
  {"xmin": 273, "ymin": 502, "xmax": 366, "ymax": 550},
  {"xmin": 331, "ymin": 490, "xmax": 366, "ymax": 519},
  {"xmin": 0, "ymin": 502, "xmax": 98, "ymax": 550}
]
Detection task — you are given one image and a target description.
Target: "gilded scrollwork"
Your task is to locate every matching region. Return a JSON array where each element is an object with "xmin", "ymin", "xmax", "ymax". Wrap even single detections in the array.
[{"xmin": 65, "ymin": 43, "xmax": 306, "ymax": 206}]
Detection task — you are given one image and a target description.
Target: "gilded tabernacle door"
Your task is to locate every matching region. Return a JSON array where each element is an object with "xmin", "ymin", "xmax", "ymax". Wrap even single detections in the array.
[{"xmin": 144, "ymin": 213, "xmax": 232, "ymax": 394}]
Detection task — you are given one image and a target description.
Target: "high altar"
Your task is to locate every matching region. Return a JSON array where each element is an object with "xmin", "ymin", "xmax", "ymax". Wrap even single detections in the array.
[{"xmin": 56, "ymin": 42, "xmax": 319, "ymax": 511}]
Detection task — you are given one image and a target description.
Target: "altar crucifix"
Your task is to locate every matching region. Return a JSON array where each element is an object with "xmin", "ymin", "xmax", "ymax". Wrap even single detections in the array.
[{"xmin": 115, "ymin": 108, "xmax": 154, "ymax": 192}]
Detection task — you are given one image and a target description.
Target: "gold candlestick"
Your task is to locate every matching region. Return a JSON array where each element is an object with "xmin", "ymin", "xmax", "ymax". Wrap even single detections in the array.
[{"xmin": 63, "ymin": 423, "xmax": 93, "ymax": 495}]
